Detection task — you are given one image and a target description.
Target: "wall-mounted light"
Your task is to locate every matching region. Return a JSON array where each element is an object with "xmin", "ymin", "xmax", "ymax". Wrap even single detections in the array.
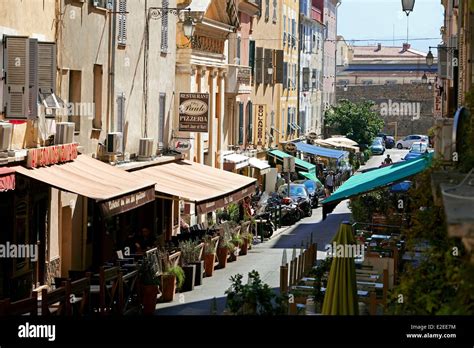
[
  {"xmin": 421, "ymin": 73, "xmax": 428, "ymax": 84},
  {"xmin": 267, "ymin": 63, "xmax": 274, "ymax": 75},
  {"xmin": 343, "ymin": 84, "xmax": 348, "ymax": 92}
]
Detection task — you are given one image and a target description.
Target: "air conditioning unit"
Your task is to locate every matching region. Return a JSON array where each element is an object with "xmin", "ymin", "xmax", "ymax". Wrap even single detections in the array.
[
  {"xmin": 55, "ymin": 122, "xmax": 75, "ymax": 145},
  {"xmin": 138, "ymin": 138, "xmax": 154, "ymax": 160},
  {"xmin": 106, "ymin": 132, "xmax": 123, "ymax": 154},
  {"xmin": 0, "ymin": 122, "xmax": 13, "ymax": 152}
]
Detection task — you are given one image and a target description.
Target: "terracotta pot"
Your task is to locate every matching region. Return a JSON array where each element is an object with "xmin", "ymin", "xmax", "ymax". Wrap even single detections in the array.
[
  {"xmin": 141, "ymin": 284, "xmax": 159, "ymax": 315},
  {"xmin": 239, "ymin": 238, "xmax": 249, "ymax": 256},
  {"xmin": 217, "ymin": 247, "xmax": 228, "ymax": 269},
  {"xmin": 161, "ymin": 274, "xmax": 176, "ymax": 302},
  {"xmin": 204, "ymin": 253, "xmax": 216, "ymax": 277},
  {"xmin": 192, "ymin": 260, "xmax": 204, "ymax": 285}
]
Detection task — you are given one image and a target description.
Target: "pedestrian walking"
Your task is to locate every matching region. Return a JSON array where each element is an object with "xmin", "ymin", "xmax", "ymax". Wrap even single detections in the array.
[{"xmin": 325, "ymin": 171, "xmax": 335, "ymax": 196}]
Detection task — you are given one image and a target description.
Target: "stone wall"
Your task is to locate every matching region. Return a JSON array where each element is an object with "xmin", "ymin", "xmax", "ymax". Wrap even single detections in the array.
[{"xmin": 335, "ymin": 84, "xmax": 436, "ymax": 138}]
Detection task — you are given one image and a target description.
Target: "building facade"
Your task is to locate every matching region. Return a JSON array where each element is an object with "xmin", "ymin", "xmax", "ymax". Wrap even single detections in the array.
[{"xmin": 322, "ymin": 0, "xmax": 339, "ymax": 110}]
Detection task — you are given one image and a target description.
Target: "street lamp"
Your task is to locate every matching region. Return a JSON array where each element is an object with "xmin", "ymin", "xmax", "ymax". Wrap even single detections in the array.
[
  {"xmin": 343, "ymin": 84, "xmax": 348, "ymax": 92},
  {"xmin": 428, "ymin": 81, "xmax": 433, "ymax": 90},
  {"xmin": 401, "ymin": 0, "xmax": 415, "ymax": 44},
  {"xmin": 426, "ymin": 49, "xmax": 434, "ymax": 67},
  {"xmin": 182, "ymin": 16, "xmax": 195, "ymax": 39},
  {"xmin": 267, "ymin": 63, "xmax": 274, "ymax": 75},
  {"xmin": 421, "ymin": 72, "xmax": 427, "ymax": 84}
]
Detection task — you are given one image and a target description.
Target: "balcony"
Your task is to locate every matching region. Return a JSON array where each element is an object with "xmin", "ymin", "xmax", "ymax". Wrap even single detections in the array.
[
  {"xmin": 311, "ymin": 6, "xmax": 323, "ymax": 22},
  {"xmin": 226, "ymin": 65, "xmax": 252, "ymax": 94},
  {"xmin": 238, "ymin": 0, "xmax": 261, "ymax": 16}
]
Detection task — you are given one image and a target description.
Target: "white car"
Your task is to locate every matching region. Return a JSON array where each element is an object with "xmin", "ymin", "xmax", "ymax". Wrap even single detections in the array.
[{"xmin": 396, "ymin": 135, "xmax": 428, "ymax": 149}]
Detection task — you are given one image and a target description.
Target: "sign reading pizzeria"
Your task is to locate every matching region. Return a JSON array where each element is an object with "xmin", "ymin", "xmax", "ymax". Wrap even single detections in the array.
[{"xmin": 179, "ymin": 93, "xmax": 209, "ymax": 133}]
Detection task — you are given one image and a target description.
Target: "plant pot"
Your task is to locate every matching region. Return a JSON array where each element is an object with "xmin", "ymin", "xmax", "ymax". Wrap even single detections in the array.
[
  {"xmin": 161, "ymin": 274, "xmax": 176, "ymax": 302},
  {"xmin": 141, "ymin": 284, "xmax": 159, "ymax": 315},
  {"xmin": 204, "ymin": 253, "xmax": 216, "ymax": 277},
  {"xmin": 239, "ymin": 239, "xmax": 249, "ymax": 256},
  {"xmin": 217, "ymin": 247, "xmax": 228, "ymax": 269},
  {"xmin": 181, "ymin": 265, "xmax": 196, "ymax": 292},
  {"xmin": 191, "ymin": 260, "xmax": 204, "ymax": 286}
]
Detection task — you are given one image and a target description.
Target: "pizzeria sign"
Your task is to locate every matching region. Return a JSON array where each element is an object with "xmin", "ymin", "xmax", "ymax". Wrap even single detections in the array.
[{"xmin": 179, "ymin": 93, "xmax": 209, "ymax": 133}]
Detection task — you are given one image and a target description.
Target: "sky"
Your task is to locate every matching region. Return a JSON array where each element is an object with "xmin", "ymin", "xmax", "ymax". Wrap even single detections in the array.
[{"xmin": 338, "ymin": 0, "xmax": 445, "ymax": 54}]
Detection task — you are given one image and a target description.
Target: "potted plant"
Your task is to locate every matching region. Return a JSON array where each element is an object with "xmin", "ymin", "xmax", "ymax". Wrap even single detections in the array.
[
  {"xmin": 228, "ymin": 234, "xmax": 242, "ymax": 262},
  {"xmin": 179, "ymin": 240, "xmax": 202, "ymax": 291},
  {"xmin": 138, "ymin": 257, "xmax": 161, "ymax": 315},
  {"xmin": 203, "ymin": 236, "xmax": 217, "ymax": 277},
  {"xmin": 161, "ymin": 265, "xmax": 185, "ymax": 302},
  {"xmin": 239, "ymin": 231, "xmax": 253, "ymax": 256}
]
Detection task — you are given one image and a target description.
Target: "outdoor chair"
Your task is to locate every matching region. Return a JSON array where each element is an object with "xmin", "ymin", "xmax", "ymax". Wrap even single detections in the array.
[
  {"xmin": 41, "ymin": 286, "xmax": 67, "ymax": 316},
  {"xmin": 90, "ymin": 266, "xmax": 120, "ymax": 315},
  {"xmin": 0, "ymin": 292, "xmax": 38, "ymax": 316},
  {"xmin": 65, "ymin": 273, "xmax": 91, "ymax": 316}
]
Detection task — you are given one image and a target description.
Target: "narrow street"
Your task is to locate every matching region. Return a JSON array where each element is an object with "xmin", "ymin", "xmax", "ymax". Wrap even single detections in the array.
[{"xmin": 155, "ymin": 149, "xmax": 408, "ymax": 315}]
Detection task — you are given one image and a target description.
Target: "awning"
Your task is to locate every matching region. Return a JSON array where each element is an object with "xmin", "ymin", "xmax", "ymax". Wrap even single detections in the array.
[
  {"xmin": 13, "ymin": 155, "xmax": 156, "ymax": 217},
  {"xmin": 0, "ymin": 167, "xmax": 15, "ymax": 192},
  {"xmin": 133, "ymin": 160, "xmax": 257, "ymax": 214},
  {"xmin": 268, "ymin": 150, "xmax": 316, "ymax": 174},
  {"xmin": 316, "ymin": 138, "xmax": 360, "ymax": 153},
  {"xmin": 223, "ymin": 153, "xmax": 250, "ymax": 170},
  {"xmin": 298, "ymin": 171, "xmax": 323, "ymax": 186},
  {"xmin": 295, "ymin": 142, "xmax": 347, "ymax": 159},
  {"xmin": 323, "ymin": 154, "xmax": 432, "ymax": 205},
  {"xmin": 249, "ymin": 157, "xmax": 271, "ymax": 175}
]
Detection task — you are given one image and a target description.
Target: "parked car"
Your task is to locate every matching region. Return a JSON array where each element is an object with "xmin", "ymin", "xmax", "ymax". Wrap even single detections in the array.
[
  {"xmin": 293, "ymin": 179, "xmax": 322, "ymax": 207},
  {"xmin": 277, "ymin": 184, "xmax": 312, "ymax": 217},
  {"xmin": 370, "ymin": 138, "xmax": 385, "ymax": 155},
  {"xmin": 403, "ymin": 142, "xmax": 429, "ymax": 161},
  {"xmin": 396, "ymin": 135, "xmax": 428, "ymax": 149},
  {"xmin": 385, "ymin": 136, "xmax": 395, "ymax": 149}
]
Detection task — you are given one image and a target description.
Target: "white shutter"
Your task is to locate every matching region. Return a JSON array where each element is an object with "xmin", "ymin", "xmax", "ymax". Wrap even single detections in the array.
[
  {"xmin": 3, "ymin": 36, "xmax": 30, "ymax": 119},
  {"xmin": 161, "ymin": 0, "xmax": 169, "ymax": 53},
  {"xmin": 118, "ymin": 0, "xmax": 127, "ymax": 46}
]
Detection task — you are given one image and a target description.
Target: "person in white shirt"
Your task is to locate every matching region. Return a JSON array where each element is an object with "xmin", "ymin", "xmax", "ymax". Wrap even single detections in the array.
[{"xmin": 325, "ymin": 171, "xmax": 335, "ymax": 194}]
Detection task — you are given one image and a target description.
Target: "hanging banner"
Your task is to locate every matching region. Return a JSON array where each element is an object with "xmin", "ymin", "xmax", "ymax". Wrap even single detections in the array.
[
  {"xmin": 254, "ymin": 104, "xmax": 266, "ymax": 148},
  {"xmin": 178, "ymin": 93, "xmax": 209, "ymax": 133}
]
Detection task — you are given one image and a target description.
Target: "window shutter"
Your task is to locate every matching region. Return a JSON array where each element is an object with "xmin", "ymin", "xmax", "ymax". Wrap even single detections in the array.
[
  {"xmin": 158, "ymin": 93, "xmax": 166, "ymax": 144},
  {"xmin": 255, "ymin": 47, "xmax": 263, "ymax": 84},
  {"xmin": 264, "ymin": 48, "xmax": 273, "ymax": 85},
  {"xmin": 118, "ymin": 0, "xmax": 127, "ymax": 46},
  {"xmin": 236, "ymin": 36, "xmax": 241, "ymax": 63},
  {"xmin": 283, "ymin": 62, "xmax": 288, "ymax": 89},
  {"xmin": 287, "ymin": 108, "xmax": 291, "ymax": 134},
  {"xmin": 303, "ymin": 67, "xmax": 309, "ymax": 91},
  {"xmin": 117, "ymin": 92, "xmax": 125, "ymax": 133},
  {"xmin": 438, "ymin": 45, "xmax": 448, "ymax": 79},
  {"xmin": 249, "ymin": 40, "xmax": 255, "ymax": 81},
  {"xmin": 37, "ymin": 42, "xmax": 56, "ymax": 94},
  {"xmin": 272, "ymin": 0, "xmax": 277, "ymax": 23},
  {"xmin": 275, "ymin": 49, "xmax": 284, "ymax": 84},
  {"xmin": 247, "ymin": 102, "xmax": 253, "ymax": 143},
  {"xmin": 3, "ymin": 36, "xmax": 30, "ymax": 119},
  {"xmin": 265, "ymin": 0, "xmax": 269, "ymax": 21},
  {"xmin": 161, "ymin": 0, "xmax": 169, "ymax": 53},
  {"xmin": 29, "ymin": 38, "xmax": 38, "ymax": 119}
]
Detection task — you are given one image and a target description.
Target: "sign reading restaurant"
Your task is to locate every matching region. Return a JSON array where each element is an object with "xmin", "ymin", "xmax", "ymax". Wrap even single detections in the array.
[{"xmin": 179, "ymin": 93, "xmax": 209, "ymax": 133}]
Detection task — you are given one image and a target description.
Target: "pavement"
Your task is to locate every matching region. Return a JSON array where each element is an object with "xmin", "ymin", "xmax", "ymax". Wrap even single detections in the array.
[{"xmin": 154, "ymin": 148, "xmax": 408, "ymax": 315}]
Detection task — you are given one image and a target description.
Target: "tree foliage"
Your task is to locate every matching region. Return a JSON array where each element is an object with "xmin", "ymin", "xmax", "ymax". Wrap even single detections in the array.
[{"xmin": 325, "ymin": 100, "xmax": 384, "ymax": 146}]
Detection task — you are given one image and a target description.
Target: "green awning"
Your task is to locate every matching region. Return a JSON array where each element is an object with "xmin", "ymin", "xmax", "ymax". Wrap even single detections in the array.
[
  {"xmin": 268, "ymin": 150, "xmax": 316, "ymax": 174},
  {"xmin": 299, "ymin": 171, "xmax": 323, "ymax": 186},
  {"xmin": 323, "ymin": 154, "xmax": 433, "ymax": 205}
]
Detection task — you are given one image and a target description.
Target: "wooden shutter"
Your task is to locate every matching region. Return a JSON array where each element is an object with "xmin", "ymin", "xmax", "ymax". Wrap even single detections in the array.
[
  {"xmin": 272, "ymin": 0, "xmax": 277, "ymax": 23},
  {"xmin": 275, "ymin": 49, "xmax": 284, "ymax": 84},
  {"xmin": 249, "ymin": 40, "xmax": 255, "ymax": 82},
  {"xmin": 283, "ymin": 62, "xmax": 288, "ymax": 89},
  {"xmin": 247, "ymin": 101, "xmax": 253, "ymax": 143},
  {"xmin": 265, "ymin": 0, "xmax": 270, "ymax": 21},
  {"xmin": 3, "ymin": 36, "xmax": 30, "ymax": 119},
  {"xmin": 264, "ymin": 48, "xmax": 273, "ymax": 85},
  {"xmin": 118, "ymin": 0, "xmax": 127, "ymax": 46},
  {"xmin": 29, "ymin": 38, "xmax": 38, "ymax": 119},
  {"xmin": 238, "ymin": 103, "xmax": 244, "ymax": 145},
  {"xmin": 161, "ymin": 0, "xmax": 169, "ymax": 53},
  {"xmin": 255, "ymin": 47, "xmax": 263, "ymax": 84},
  {"xmin": 303, "ymin": 67, "xmax": 310, "ymax": 91}
]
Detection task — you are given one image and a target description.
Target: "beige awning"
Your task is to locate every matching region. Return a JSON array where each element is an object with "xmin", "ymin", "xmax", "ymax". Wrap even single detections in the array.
[
  {"xmin": 14, "ymin": 155, "xmax": 156, "ymax": 217},
  {"xmin": 133, "ymin": 160, "xmax": 257, "ymax": 214},
  {"xmin": 248, "ymin": 157, "xmax": 271, "ymax": 175}
]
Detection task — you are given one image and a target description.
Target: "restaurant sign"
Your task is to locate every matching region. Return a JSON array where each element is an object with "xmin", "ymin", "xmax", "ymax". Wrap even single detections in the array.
[
  {"xmin": 100, "ymin": 187, "xmax": 155, "ymax": 217},
  {"xmin": 179, "ymin": 93, "xmax": 209, "ymax": 133},
  {"xmin": 27, "ymin": 143, "xmax": 78, "ymax": 169},
  {"xmin": 172, "ymin": 139, "xmax": 191, "ymax": 152},
  {"xmin": 237, "ymin": 67, "xmax": 251, "ymax": 85},
  {"xmin": 254, "ymin": 105, "xmax": 266, "ymax": 147}
]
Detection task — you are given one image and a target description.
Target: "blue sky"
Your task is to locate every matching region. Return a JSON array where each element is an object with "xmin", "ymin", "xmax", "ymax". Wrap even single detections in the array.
[{"xmin": 338, "ymin": 0, "xmax": 444, "ymax": 54}]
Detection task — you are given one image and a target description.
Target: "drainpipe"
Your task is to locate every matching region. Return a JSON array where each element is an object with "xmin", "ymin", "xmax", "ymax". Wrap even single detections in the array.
[{"xmin": 108, "ymin": 0, "xmax": 117, "ymax": 133}]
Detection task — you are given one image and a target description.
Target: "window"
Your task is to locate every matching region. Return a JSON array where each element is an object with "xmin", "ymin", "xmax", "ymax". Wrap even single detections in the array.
[
  {"xmin": 160, "ymin": 0, "xmax": 169, "ymax": 53},
  {"xmin": 255, "ymin": 47, "xmax": 263, "ymax": 84},
  {"xmin": 238, "ymin": 103, "xmax": 244, "ymax": 145},
  {"xmin": 236, "ymin": 36, "xmax": 241, "ymax": 64},
  {"xmin": 302, "ymin": 67, "xmax": 310, "ymax": 91},
  {"xmin": 249, "ymin": 40, "xmax": 255, "ymax": 81},
  {"xmin": 265, "ymin": 0, "xmax": 270, "ymax": 21},
  {"xmin": 283, "ymin": 62, "xmax": 288, "ymax": 89},
  {"xmin": 68, "ymin": 70, "xmax": 82, "ymax": 132},
  {"xmin": 283, "ymin": 15, "xmax": 286, "ymax": 46},
  {"xmin": 272, "ymin": 0, "xmax": 277, "ymax": 23},
  {"xmin": 118, "ymin": 0, "xmax": 127, "ymax": 46},
  {"xmin": 281, "ymin": 108, "xmax": 285, "ymax": 136},
  {"xmin": 92, "ymin": 0, "xmax": 113, "ymax": 9},
  {"xmin": 93, "ymin": 64, "xmax": 103, "ymax": 129},
  {"xmin": 362, "ymin": 80, "xmax": 373, "ymax": 85},
  {"xmin": 116, "ymin": 92, "xmax": 125, "ymax": 134},
  {"xmin": 385, "ymin": 80, "xmax": 397, "ymax": 85},
  {"xmin": 158, "ymin": 93, "xmax": 166, "ymax": 145}
]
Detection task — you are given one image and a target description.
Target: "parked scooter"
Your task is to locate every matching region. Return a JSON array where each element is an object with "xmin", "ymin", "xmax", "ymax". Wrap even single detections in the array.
[
  {"xmin": 280, "ymin": 197, "xmax": 301, "ymax": 225},
  {"xmin": 253, "ymin": 211, "xmax": 275, "ymax": 238}
]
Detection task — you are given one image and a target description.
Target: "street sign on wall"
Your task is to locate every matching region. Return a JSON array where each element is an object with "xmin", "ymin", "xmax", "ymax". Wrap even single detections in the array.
[{"xmin": 178, "ymin": 93, "xmax": 209, "ymax": 132}]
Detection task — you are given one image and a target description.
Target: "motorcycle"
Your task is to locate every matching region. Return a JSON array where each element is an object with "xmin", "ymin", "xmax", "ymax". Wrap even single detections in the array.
[
  {"xmin": 295, "ymin": 196, "xmax": 312, "ymax": 217},
  {"xmin": 253, "ymin": 212, "xmax": 275, "ymax": 238},
  {"xmin": 279, "ymin": 197, "xmax": 301, "ymax": 225}
]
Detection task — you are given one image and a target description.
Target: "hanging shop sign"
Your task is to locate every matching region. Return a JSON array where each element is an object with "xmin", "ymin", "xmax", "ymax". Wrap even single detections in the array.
[
  {"xmin": 179, "ymin": 93, "xmax": 209, "ymax": 133},
  {"xmin": 26, "ymin": 143, "xmax": 78, "ymax": 169},
  {"xmin": 100, "ymin": 187, "xmax": 156, "ymax": 217},
  {"xmin": 307, "ymin": 132, "xmax": 318, "ymax": 140},
  {"xmin": 254, "ymin": 104, "xmax": 266, "ymax": 147},
  {"xmin": 284, "ymin": 142, "xmax": 297, "ymax": 153},
  {"xmin": 434, "ymin": 90, "xmax": 442, "ymax": 118}
]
